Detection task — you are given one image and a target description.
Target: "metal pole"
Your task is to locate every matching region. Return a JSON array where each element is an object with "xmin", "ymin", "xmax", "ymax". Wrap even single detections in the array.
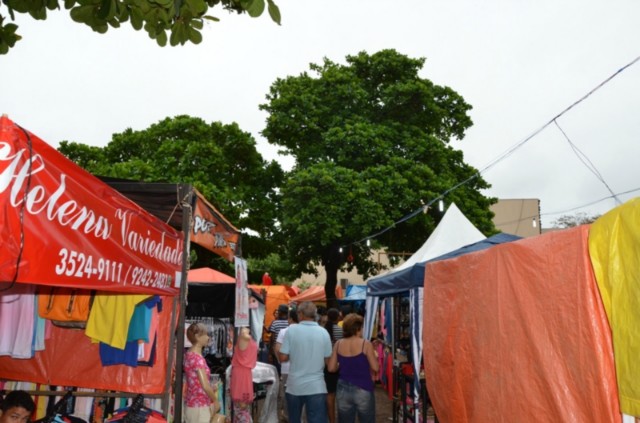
[{"xmin": 171, "ymin": 185, "xmax": 194, "ymax": 423}]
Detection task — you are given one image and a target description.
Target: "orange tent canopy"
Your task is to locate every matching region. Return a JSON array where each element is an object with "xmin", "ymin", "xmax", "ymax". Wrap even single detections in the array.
[
  {"xmin": 187, "ymin": 267, "xmax": 235, "ymax": 284},
  {"xmin": 291, "ymin": 285, "xmax": 343, "ymax": 303}
]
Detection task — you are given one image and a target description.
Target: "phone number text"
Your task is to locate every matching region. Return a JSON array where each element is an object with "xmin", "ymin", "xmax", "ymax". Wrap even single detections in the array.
[{"xmin": 54, "ymin": 248, "xmax": 173, "ymax": 289}]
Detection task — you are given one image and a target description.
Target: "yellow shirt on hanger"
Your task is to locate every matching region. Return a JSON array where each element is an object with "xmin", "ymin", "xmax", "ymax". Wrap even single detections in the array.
[{"xmin": 85, "ymin": 294, "xmax": 150, "ymax": 349}]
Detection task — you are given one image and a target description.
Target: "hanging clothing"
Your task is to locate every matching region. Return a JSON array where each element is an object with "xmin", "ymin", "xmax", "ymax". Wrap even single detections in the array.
[
  {"xmin": 185, "ymin": 317, "xmax": 232, "ymax": 358},
  {"xmin": 225, "ymin": 362, "xmax": 279, "ymax": 423},
  {"xmin": 230, "ymin": 339, "xmax": 257, "ymax": 403},
  {"xmin": 85, "ymin": 294, "xmax": 150, "ymax": 349},
  {"xmin": 99, "ymin": 297, "xmax": 162, "ymax": 367},
  {"xmin": 0, "ymin": 283, "xmax": 36, "ymax": 358}
]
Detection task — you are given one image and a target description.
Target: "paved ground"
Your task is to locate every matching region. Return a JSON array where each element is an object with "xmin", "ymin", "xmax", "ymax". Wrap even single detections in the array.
[
  {"xmin": 375, "ymin": 384, "xmax": 395, "ymax": 421},
  {"xmin": 374, "ymin": 384, "xmax": 437, "ymax": 422}
]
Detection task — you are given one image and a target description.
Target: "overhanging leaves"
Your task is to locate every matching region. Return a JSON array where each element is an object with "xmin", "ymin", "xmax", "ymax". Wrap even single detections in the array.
[{"xmin": 0, "ymin": 0, "xmax": 281, "ymax": 54}]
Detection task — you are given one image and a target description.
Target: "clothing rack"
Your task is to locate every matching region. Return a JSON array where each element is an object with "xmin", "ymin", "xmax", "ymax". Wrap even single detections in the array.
[
  {"xmin": 40, "ymin": 391, "xmax": 74, "ymax": 423},
  {"xmin": 186, "ymin": 316, "xmax": 232, "ymax": 359},
  {"xmin": 0, "ymin": 390, "xmax": 164, "ymax": 399},
  {"xmin": 122, "ymin": 395, "xmax": 145, "ymax": 423}
]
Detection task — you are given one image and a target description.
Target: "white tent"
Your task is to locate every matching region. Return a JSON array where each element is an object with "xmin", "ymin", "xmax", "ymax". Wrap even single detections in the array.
[{"xmin": 365, "ymin": 203, "xmax": 485, "ymax": 298}]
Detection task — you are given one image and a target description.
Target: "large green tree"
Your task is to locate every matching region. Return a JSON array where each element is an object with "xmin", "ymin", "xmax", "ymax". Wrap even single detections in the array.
[
  {"xmin": 58, "ymin": 115, "xmax": 284, "ymax": 278},
  {"xmin": 260, "ymin": 49, "xmax": 497, "ymax": 307},
  {"xmin": 0, "ymin": 0, "xmax": 280, "ymax": 54}
]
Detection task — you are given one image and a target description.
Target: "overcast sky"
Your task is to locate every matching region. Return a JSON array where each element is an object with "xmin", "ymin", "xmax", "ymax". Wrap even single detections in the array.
[{"xmin": 1, "ymin": 0, "xmax": 639, "ymax": 227}]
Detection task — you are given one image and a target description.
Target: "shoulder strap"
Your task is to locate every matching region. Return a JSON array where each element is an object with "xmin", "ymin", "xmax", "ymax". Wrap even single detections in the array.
[{"xmin": 361, "ymin": 339, "xmax": 366, "ymax": 353}]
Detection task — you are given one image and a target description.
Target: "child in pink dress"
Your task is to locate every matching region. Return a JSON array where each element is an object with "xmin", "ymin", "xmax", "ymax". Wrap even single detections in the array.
[{"xmin": 230, "ymin": 327, "xmax": 257, "ymax": 423}]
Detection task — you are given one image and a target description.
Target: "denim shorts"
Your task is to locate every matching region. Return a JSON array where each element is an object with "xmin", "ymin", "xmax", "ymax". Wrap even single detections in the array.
[{"xmin": 336, "ymin": 379, "xmax": 376, "ymax": 423}]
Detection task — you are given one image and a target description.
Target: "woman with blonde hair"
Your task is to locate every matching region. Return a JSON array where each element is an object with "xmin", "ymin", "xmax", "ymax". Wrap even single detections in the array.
[
  {"xmin": 327, "ymin": 314, "xmax": 379, "ymax": 423},
  {"xmin": 184, "ymin": 322, "xmax": 220, "ymax": 423}
]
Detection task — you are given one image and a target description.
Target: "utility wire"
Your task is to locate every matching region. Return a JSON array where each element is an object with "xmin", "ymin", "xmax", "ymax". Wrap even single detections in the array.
[
  {"xmin": 545, "ymin": 186, "xmax": 640, "ymax": 216},
  {"xmin": 553, "ymin": 119, "xmax": 621, "ymax": 205},
  {"xmin": 478, "ymin": 54, "xmax": 640, "ymax": 175},
  {"xmin": 491, "ymin": 186, "xmax": 640, "ymax": 227},
  {"xmin": 346, "ymin": 54, "xmax": 640, "ymax": 248}
]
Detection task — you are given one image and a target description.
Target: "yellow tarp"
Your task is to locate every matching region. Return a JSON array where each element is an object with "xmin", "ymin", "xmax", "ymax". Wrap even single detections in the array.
[{"xmin": 589, "ymin": 197, "xmax": 640, "ymax": 416}]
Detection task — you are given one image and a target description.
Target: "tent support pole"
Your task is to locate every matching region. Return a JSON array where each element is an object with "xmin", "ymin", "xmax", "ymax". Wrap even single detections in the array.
[
  {"xmin": 168, "ymin": 185, "xmax": 194, "ymax": 421},
  {"xmin": 163, "ymin": 294, "xmax": 180, "ymax": 417}
]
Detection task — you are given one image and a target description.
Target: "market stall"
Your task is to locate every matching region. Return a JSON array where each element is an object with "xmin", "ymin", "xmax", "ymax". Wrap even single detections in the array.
[
  {"xmin": 364, "ymin": 203, "xmax": 518, "ymax": 422},
  {"xmin": 185, "ymin": 267, "xmax": 266, "ymax": 373},
  {"xmin": 423, "ymin": 225, "xmax": 621, "ymax": 422},
  {"xmin": 0, "ymin": 115, "xmax": 242, "ymax": 423},
  {"xmin": 0, "ymin": 115, "xmax": 186, "ymax": 419}
]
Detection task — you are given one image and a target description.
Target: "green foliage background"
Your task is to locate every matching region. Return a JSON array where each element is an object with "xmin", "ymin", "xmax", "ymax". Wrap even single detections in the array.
[
  {"xmin": 56, "ymin": 50, "xmax": 497, "ymax": 301},
  {"xmin": 260, "ymin": 49, "xmax": 497, "ymax": 305},
  {"xmin": 0, "ymin": 0, "xmax": 280, "ymax": 54},
  {"xmin": 58, "ymin": 115, "xmax": 286, "ymax": 280}
]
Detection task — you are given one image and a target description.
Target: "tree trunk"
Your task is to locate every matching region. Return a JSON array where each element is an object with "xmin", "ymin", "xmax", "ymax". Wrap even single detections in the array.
[
  {"xmin": 323, "ymin": 244, "xmax": 341, "ymax": 309},
  {"xmin": 325, "ymin": 263, "xmax": 339, "ymax": 310}
]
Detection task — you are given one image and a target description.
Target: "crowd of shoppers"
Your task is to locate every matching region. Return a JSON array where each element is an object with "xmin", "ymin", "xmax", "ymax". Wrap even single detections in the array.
[
  {"xmin": 192, "ymin": 301, "xmax": 376, "ymax": 423},
  {"xmin": 275, "ymin": 302, "xmax": 376, "ymax": 423}
]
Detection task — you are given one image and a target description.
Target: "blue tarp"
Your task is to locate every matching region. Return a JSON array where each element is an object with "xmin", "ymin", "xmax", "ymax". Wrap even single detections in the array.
[
  {"xmin": 342, "ymin": 284, "xmax": 366, "ymax": 301},
  {"xmin": 366, "ymin": 233, "xmax": 521, "ymax": 297}
]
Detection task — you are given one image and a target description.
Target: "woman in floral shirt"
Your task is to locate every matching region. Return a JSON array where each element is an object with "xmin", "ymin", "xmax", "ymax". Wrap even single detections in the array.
[{"xmin": 185, "ymin": 322, "xmax": 220, "ymax": 423}]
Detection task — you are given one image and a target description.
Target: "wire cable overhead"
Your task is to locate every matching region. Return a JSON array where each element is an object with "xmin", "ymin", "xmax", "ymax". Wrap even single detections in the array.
[{"xmin": 345, "ymin": 53, "xmax": 640, "ymax": 248}]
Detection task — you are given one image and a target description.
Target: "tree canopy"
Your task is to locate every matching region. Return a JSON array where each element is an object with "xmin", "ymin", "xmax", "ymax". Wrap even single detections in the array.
[
  {"xmin": 58, "ymin": 115, "xmax": 284, "ymax": 278},
  {"xmin": 260, "ymin": 49, "xmax": 496, "ymax": 306},
  {"xmin": 0, "ymin": 0, "xmax": 280, "ymax": 54}
]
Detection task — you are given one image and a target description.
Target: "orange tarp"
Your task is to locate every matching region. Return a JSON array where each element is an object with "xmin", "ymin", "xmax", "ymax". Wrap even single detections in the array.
[
  {"xmin": 249, "ymin": 285, "xmax": 294, "ymax": 332},
  {"xmin": 423, "ymin": 226, "xmax": 621, "ymax": 423}
]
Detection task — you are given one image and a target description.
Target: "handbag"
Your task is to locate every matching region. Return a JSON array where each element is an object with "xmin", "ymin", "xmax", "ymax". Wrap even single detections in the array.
[
  {"xmin": 38, "ymin": 287, "xmax": 94, "ymax": 327},
  {"xmin": 210, "ymin": 414, "xmax": 226, "ymax": 423}
]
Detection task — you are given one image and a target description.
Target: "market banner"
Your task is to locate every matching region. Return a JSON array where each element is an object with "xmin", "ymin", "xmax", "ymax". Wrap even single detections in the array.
[
  {"xmin": 234, "ymin": 257, "xmax": 249, "ymax": 327},
  {"xmin": 191, "ymin": 191, "xmax": 241, "ymax": 261},
  {"xmin": 0, "ymin": 116, "xmax": 183, "ymax": 295}
]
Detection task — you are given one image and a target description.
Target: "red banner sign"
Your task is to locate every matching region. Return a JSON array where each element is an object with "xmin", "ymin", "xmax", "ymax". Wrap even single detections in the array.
[
  {"xmin": 0, "ymin": 116, "xmax": 183, "ymax": 295},
  {"xmin": 191, "ymin": 191, "xmax": 241, "ymax": 261}
]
